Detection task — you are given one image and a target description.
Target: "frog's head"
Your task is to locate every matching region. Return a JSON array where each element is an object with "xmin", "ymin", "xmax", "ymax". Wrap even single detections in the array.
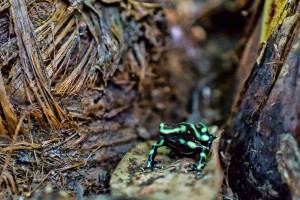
[{"xmin": 196, "ymin": 123, "xmax": 217, "ymax": 146}]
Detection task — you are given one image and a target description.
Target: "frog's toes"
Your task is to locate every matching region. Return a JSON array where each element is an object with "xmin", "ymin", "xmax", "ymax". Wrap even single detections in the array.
[
  {"xmin": 152, "ymin": 164, "xmax": 163, "ymax": 170},
  {"xmin": 187, "ymin": 164, "xmax": 203, "ymax": 175},
  {"xmin": 142, "ymin": 161, "xmax": 163, "ymax": 171},
  {"xmin": 152, "ymin": 161, "xmax": 164, "ymax": 169},
  {"xmin": 196, "ymin": 171, "xmax": 202, "ymax": 176},
  {"xmin": 188, "ymin": 163, "xmax": 198, "ymax": 171}
]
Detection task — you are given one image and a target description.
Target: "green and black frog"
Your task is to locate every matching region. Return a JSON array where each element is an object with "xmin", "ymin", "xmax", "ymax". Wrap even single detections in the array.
[{"xmin": 145, "ymin": 122, "xmax": 216, "ymax": 172}]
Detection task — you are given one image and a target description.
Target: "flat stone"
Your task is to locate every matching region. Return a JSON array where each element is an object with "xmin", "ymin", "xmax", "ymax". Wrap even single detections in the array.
[{"xmin": 110, "ymin": 129, "xmax": 223, "ymax": 200}]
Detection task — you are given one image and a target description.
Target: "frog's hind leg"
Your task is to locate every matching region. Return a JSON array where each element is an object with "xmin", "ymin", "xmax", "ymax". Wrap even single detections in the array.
[{"xmin": 146, "ymin": 139, "xmax": 165, "ymax": 170}]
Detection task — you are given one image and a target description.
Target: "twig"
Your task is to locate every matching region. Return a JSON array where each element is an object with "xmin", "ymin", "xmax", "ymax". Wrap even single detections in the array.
[{"xmin": 0, "ymin": 112, "xmax": 27, "ymax": 191}]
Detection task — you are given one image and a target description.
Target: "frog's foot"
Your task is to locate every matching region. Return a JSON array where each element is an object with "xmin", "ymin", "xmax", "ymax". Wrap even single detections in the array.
[
  {"xmin": 142, "ymin": 161, "xmax": 163, "ymax": 171},
  {"xmin": 188, "ymin": 164, "xmax": 202, "ymax": 175},
  {"xmin": 188, "ymin": 163, "xmax": 197, "ymax": 171}
]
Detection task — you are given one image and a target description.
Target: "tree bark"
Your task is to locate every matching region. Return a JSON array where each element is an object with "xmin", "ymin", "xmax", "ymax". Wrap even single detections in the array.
[{"xmin": 227, "ymin": 2, "xmax": 300, "ymax": 199}]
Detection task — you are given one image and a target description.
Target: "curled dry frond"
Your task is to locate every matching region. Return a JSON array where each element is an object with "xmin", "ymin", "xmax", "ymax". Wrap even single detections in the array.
[{"xmin": 0, "ymin": 0, "xmax": 171, "ymax": 196}]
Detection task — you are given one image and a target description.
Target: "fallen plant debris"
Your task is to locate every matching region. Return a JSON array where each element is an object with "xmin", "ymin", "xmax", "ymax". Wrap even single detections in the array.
[{"xmin": 0, "ymin": 0, "xmax": 187, "ymax": 197}]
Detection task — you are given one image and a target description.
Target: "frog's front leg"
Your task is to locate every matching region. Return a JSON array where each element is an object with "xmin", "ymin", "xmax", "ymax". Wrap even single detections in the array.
[
  {"xmin": 145, "ymin": 139, "xmax": 165, "ymax": 170},
  {"xmin": 189, "ymin": 149, "xmax": 208, "ymax": 174},
  {"xmin": 195, "ymin": 151, "xmax": 207, "ymax": 171}
]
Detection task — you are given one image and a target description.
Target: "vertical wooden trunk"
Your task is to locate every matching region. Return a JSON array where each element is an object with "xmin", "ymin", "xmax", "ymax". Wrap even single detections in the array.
[{"xmin": 227, "ymin": 3, "xmax": 300, "ymax": 200}]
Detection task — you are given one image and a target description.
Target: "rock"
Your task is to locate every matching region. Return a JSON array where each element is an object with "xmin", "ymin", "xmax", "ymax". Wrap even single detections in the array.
[{"xmin": 110, "ymin": 129, "xmax": 223, "ymax": 200}]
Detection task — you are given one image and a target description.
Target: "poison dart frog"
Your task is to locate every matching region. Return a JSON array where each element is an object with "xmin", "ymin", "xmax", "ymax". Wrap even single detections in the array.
[{"xmin": 145, "ymin": 122, "xmax": 216, "ymax": 172}]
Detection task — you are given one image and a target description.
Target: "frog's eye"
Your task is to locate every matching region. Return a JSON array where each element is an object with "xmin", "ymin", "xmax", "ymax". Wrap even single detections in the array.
[
  {"xmin": 201, "ymin": 126, "xmax": 209, "ymax": 133},
  {"xmin": 197, "ymin": 123, "xmax": 209, "ymax": 132}
]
